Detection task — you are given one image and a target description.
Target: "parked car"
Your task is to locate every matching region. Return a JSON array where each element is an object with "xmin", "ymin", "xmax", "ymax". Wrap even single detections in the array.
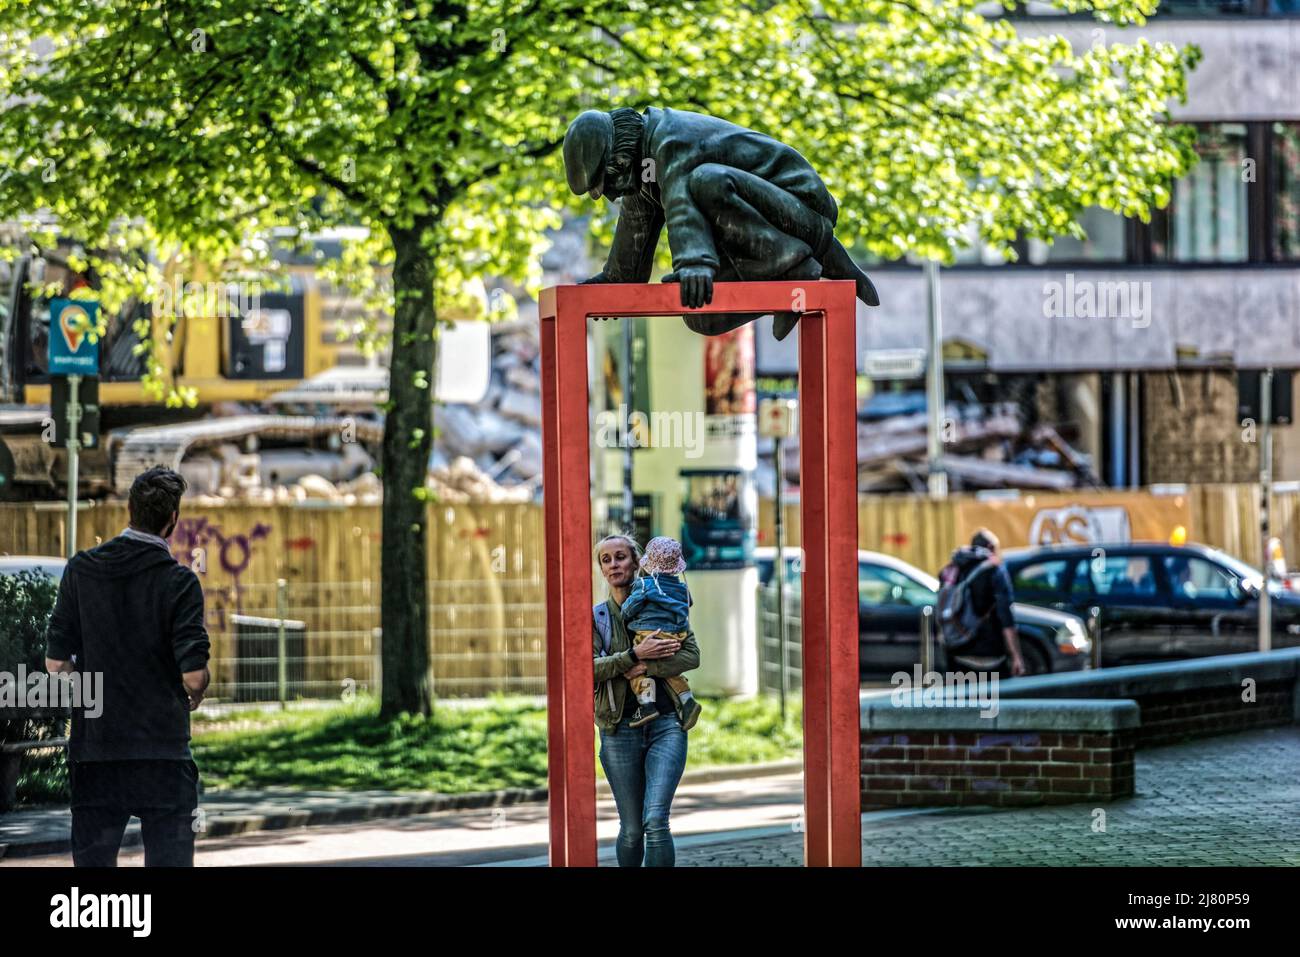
[
  {"xmin": 755, "ymin": 547, "xmax": 1090, "ymax": 678},
  {"xmin": 1002, "ymin": 542, "xmax": 1300, "ymax": 666},
  {"xmin": 0, "ymin": 556, "xmax": 66, "ymax": 580}
]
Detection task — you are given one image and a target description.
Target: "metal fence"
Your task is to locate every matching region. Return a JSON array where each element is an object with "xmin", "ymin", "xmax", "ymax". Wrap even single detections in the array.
[
  {"xmin": 204, "ymin": 577, "xmax": 546, "ymax": 704},
  {"xmin": 756, "ymin": 582, "xmax": 803, "ymax": 697}
]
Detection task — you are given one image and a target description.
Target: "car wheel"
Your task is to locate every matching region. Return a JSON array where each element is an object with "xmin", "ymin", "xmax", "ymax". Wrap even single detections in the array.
[{"xmin": 1020, "ymin": 640, "xmax": 1050, "ymax": 676}]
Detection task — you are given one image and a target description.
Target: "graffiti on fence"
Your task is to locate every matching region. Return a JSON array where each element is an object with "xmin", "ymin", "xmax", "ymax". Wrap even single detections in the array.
[{"xmin": 169, "ymin": 516, "xmax": 272, "ymax": 627}]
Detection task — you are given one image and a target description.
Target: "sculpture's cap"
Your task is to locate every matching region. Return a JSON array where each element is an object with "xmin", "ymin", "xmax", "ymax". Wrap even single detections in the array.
[{"xmin": 563, "ymin": 111, "xmax": 613, "ymax": 199}]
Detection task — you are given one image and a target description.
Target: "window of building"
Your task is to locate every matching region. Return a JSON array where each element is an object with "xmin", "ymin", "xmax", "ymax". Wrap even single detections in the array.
[
  {"xmin": 1271, "ymin": 122, "xmax": 1300, "ymax": 261},
  {"xmin": 1027, "ymin": 207, "xmax": 1127, "ymax": 263},
  {"xmin": 1149, "ymin": 123, "xmax": 1250, "ymax": 263}
]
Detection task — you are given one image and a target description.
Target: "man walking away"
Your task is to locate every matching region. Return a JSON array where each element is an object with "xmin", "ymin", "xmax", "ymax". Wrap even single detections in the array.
[
  {"xmin": 46, "ymin": 466, "xmax": 210, "ymax": 866},
  {"xmin": 944, "ymin": 529, "xmax": 1026, "ymax": 678}
]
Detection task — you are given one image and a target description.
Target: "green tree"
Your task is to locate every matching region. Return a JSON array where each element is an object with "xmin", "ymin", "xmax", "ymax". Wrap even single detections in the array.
[{"xmin": 0, "ymin": 0, "xmax": 1197, "ymax": 717}]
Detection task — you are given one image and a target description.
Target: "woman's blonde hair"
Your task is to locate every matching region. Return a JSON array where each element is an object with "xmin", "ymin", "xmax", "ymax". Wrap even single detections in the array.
[{"xmin": 593, "ymin": 533, "xmax": 643, "ymax": 568}]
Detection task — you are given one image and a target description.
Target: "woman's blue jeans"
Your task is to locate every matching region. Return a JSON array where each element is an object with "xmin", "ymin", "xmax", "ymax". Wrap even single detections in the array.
[{"xmin": 598, "ymin": 714, "xmax": 688, "ymax": 867}]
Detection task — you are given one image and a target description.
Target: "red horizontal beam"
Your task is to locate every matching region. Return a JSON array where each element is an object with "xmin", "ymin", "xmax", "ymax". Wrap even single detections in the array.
[{"xmin": 539, "ymin": 280, "xmax": 852, "ymax": 323}]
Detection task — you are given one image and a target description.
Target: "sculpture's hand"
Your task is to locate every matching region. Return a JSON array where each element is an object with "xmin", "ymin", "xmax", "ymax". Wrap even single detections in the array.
[{"xmin": 663, "ymin": 266, "xmax": 714, "ymax": 309}]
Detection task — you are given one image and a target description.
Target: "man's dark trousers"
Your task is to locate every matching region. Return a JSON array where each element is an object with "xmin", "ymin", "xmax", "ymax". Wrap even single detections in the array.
[{"xmin": 70, "ymin": 759, "xmax": 199, "ymax": 866}]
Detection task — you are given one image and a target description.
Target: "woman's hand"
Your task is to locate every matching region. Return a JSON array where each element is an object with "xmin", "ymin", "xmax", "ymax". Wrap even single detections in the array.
[
  {"xmin": 633, "ymin": 631, "xmax": 682, "ymax": 660},
  {"xmin": 623, "ymin": 662, "xmax": 648, "ymax": 679}
]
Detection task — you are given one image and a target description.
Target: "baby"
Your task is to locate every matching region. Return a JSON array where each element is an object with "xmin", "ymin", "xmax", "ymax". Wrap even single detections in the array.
[{"xmin": 620, "ymin": 536, "xmax": 702, "ymax": 730}]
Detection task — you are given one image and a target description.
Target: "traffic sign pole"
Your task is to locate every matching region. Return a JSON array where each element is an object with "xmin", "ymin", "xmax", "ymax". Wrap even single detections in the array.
[
  {"xmin": 924, "ymin": 260, "xmax": 948, "ymax": 499},
  {"xmin": 1259, "ymin": 368, "xmax": 1273, "ymax": 652},
  {"xmin": 65, "ymin": 373, "xmax": 81, "ymax": 557}
]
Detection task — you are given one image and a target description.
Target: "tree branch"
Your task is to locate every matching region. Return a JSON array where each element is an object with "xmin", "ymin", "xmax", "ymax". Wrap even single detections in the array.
[{"xmin": 257, "ymin": 111, "xmax": 370, "ymax": 208}]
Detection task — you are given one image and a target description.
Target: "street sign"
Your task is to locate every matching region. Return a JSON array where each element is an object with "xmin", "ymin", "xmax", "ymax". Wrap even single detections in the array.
[
  {"xmin": 51, "ymin": 375, "xmax": 100, "ymax": 449},
  {"xmin": 1238, "ymin": 370, "xmax": 1293, "ymax": 426},
  {"xmin": 48, "ymin": 299, "xmax": 101, "ymax": 375},
  {"xmin": 863, "ymin": 348, "xmax": 926, "ymax": 380},
  {"xmin": 758, "ymin": 397, "xmax": 798, "ymax": 438}
]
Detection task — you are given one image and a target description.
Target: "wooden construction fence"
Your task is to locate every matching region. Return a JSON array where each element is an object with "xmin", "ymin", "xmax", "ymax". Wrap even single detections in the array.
[
  {"xmin": 0, "ymin": 500, "xmax": 545, "ymax": 699},
  {"xmin": 2, "ymin": 483, "xmax": 1294, "ymax": 697}
]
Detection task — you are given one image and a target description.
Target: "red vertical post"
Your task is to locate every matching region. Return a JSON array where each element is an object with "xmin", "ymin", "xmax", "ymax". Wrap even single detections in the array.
[
  {"xmin": 798, "ymin": 284, "xmax": 861, "ymax": 867},
  {"xmin": 540, "ymin": 287, "xmax": 597, "ymax": 867},
  {"xmin": 822, "ymin": 283, "xmax": 862, "ymax": 866},
  {"xmin": 798, "ymin": 309, "xmax": 831, "ymax": 865}
]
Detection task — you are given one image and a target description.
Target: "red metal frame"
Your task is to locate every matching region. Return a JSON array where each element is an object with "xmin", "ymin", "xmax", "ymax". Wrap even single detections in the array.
[{"xmin": 539, "ymin": 280, "xmax": 860, "ymax": 867}]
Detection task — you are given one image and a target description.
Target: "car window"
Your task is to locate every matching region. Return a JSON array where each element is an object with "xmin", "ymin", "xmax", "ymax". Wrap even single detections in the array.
[
  {"xmin": 1010, "ymin": 559, "xmax": 1071, "ymax": 597},
  {"xmin": 1075, "ymin": 555, "xmax": 1160, "ymax": 598},
  {"xmin": 1163, "ymin": 555, "xmax": 1238, "ymax": 601},
  {"xmin": 859, "ymin": 563, "xmax": 934, "ymax": 607}
]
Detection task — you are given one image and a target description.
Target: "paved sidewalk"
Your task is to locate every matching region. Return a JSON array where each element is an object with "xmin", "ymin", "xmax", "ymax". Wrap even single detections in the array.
[
  {"xmin": 0, "ymin": 759, "xmax": 800, "ymax": 860},
  {"xmin": 6, "ymin": 770, "xmax": 809, "ymax": 866},
  {"xmin": 673, "ymin": 725, "xmax": 1300, "ymax": 866},
  {"xmin": 6, "ymin": 728, "xmax": 1294, "ymax": 866}
]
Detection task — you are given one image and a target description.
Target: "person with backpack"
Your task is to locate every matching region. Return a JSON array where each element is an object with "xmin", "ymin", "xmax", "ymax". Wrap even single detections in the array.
[
  {"xmin": 591, "ymin": 533, "xmax": 700, "ymax": 867},
  {"xmin": 936, "ymin": 528, "xmax": 1026, "ymax": 678}
]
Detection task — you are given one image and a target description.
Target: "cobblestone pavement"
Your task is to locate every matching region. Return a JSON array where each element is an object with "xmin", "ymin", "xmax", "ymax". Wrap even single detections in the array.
[{"xmin": 676, "ymin": 726, "xmax": 1300, "ymax": 866}]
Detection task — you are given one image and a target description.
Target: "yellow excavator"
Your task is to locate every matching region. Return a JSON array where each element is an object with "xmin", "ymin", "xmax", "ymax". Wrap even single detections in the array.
[{"xmin": 0, "ymin": 245, "xmax": 382, "ymax": 498}]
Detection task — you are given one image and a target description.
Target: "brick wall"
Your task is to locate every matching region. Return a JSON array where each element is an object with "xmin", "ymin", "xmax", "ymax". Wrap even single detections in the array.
[
  {"xmin": 1132, "ymin": 681, "xmax": 1294, "ymax": 748},
  {"xmin": 860, "ymin": 729, "xmax": 1135, "ymax": 809}
]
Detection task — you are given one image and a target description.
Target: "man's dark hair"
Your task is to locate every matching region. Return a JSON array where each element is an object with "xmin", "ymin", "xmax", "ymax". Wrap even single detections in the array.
[
  {"xmin": 128, "ymin": 466, "xmax": 187, "ymax": 535},
  {"xmin": 971, "ymin": 528, "xmax": 1000, "ymax": 552}
]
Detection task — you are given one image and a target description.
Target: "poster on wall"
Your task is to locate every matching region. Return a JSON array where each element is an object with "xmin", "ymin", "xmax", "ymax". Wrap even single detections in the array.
[
  {"xmin": 680, "ymin": 468, "xmax": 756, "ymax": 570},
  {"xmin": 703, "ymin": 324, "xmax": 757, "ymax": 447}
]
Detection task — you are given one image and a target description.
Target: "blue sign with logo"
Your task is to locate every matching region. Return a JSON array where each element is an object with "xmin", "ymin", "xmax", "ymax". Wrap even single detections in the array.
[{"xmin": 48, "ymin": 299, "xmax": 100, "ymax": 375}]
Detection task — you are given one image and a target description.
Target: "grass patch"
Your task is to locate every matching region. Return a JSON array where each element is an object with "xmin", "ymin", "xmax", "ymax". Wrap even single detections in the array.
[
  {"xmin": 194, "ymin": 697, "xmax": 550, "ymax": 793},
  {"xmin": 16, "ymin": 694, "xmax": 803, "ymax": 802}
]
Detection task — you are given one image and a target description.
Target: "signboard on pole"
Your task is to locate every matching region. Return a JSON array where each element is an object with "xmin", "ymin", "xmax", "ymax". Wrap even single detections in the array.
[
  {"xmin": 51, "ymin": 375, "xmax": 101, "ymax": 449},
  {"xmin": 863, "ymin": 348, "xmax": 926, "ymax": 380},
  {"xmin": 48, "ymin": 299, "xmax": 101, "ymax": 375}
]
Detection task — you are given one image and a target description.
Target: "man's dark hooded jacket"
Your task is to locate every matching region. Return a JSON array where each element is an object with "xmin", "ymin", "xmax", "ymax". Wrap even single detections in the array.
[
  {"xmin": 46, "ymin": 535, "xmax": 209, "ymax": 761},
  {"xmin": 598, "ymin": 107, "xmax": 839, "ymax": 282}
]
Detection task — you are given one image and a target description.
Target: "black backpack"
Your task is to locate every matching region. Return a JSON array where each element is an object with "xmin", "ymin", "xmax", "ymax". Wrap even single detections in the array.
[{"xmin": 936, "ymin": 560, "xmax": 996, "ymax": 651}]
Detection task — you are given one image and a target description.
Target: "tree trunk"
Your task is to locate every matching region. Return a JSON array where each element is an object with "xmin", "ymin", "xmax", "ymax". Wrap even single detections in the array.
[{"xmin": 379, "ymin": 221, "xmax": 439, "ymax": 718}]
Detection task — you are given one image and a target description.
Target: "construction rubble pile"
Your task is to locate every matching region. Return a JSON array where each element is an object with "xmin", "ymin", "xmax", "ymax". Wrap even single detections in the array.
[
  {"xmin": 433, "ymin": 314, "xmax": 544, "ymax": 498},
  {"xmin": 760, "ymin": 399, "xmax": 1100, "ymax": 495},
  {"xmin": 189, "ymin": 471, "xmax": 383, "ymax": 507}
]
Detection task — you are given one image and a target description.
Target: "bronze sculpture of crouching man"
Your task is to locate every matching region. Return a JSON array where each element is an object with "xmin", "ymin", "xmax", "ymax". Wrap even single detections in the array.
[{"xmin": 564, "ymin": 106, "xmax": 880, "ymax": 341}]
